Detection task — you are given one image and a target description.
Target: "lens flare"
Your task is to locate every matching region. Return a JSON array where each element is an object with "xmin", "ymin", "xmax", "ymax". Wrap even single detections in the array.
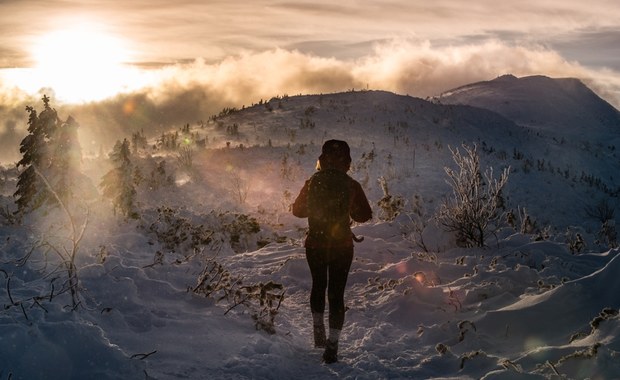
[
  {"xmin": 414, "ymin": 271, "xmax": 427, "ymax": 284},
  {"xmin": 524, "ymin": 336, "xmax": 546, "ymax": 352}
]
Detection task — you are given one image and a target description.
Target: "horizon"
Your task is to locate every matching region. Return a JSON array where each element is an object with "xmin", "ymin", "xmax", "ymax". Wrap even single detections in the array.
[
  {"xmin": 0, "ymin": 0, "xmax": 620, "ymax": 108},
  {"xmin": 0, "ymin": 1, "xmax": 618, "ymax": 149},
  {"xmin": 0, "ymin": 74, "xmax": 618, "ymax": 166},
  {"xmin": 1, "ymin": 62, "xmax": 620, "ymax": 377}
]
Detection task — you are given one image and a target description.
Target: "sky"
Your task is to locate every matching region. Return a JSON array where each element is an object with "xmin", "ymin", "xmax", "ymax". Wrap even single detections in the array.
[{"xmin": 0, "ymin": 0, "xmax": 619, "ymax": 145}]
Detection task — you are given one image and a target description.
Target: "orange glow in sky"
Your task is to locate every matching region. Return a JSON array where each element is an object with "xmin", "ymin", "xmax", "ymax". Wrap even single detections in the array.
[
  {"xmin": 6, "ymin": 21, "xmax": 150, "ymax": 103},
  {"xmin": 0, "ymin": 1, "xmax": 618, "ymax": 107}
]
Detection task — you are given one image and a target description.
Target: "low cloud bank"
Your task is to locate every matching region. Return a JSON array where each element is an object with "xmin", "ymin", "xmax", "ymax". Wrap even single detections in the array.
[{"xmin": 0, "ymin": 39, "xmax": 617, "ymax": 161}]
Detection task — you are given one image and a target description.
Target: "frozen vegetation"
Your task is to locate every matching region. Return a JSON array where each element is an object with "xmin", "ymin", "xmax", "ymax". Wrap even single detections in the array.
[{"xmin": 0, "ymin": 75, "xmax": 619, "ymax": 379}]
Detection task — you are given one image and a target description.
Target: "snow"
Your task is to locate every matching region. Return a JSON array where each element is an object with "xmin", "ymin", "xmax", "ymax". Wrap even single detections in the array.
[
  {"xmin": 1, "ymin": 78, "xmax": 620, "ymax": 379},
  {"xmin": 436, "ymin": 75, "xmax": 620, "ymax": 143}
]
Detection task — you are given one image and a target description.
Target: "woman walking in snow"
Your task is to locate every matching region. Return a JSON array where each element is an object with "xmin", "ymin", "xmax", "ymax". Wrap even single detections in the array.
[{"xmin": 292, "ymin": 139, "xmax": 372, "ymax": 363}]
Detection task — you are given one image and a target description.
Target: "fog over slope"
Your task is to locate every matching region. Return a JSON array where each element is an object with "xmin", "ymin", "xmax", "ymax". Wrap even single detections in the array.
[{"xmin": 1, "ymin": 75, "xmax": 619, "ymax": 379}]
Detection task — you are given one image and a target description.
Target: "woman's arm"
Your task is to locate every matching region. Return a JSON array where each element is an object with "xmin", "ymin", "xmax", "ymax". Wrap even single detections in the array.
[
  {"xmin": 350, "ymin": 181, "xmax": 372, "ymax": 223},
  {"xmin": 292, "ymin": 180, "xmax": 310, "ymax": 218}
]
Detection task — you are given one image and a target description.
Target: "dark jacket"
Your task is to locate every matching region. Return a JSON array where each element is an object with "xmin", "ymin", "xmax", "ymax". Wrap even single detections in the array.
[{"xmin": 293, "ymin": 169, "xmax": 372, "ymax": 248}]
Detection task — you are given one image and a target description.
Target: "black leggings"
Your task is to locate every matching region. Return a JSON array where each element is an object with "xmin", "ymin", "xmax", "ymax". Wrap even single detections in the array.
[{"xmin": 305, "ymin": 246, "xmax": 354, "ymax": 330}]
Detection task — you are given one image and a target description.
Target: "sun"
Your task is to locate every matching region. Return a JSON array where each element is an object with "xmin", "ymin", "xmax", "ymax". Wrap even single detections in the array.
[{"xmin": 25, "ymin": 22, "xmax": 145, "ymax": 103}]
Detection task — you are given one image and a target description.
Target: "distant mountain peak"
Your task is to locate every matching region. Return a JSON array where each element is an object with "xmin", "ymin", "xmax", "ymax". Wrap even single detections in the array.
[
  {"xmin": 495, "ymin": 74, "xmax": 518, "ymax": 81},
  {"xmin": 436, "ymin": 75, "xmax": 620, "ymax": 137}
]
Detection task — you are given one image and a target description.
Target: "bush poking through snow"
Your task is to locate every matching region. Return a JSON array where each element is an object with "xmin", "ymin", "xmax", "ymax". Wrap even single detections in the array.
[
  {"xmin": 31, "ymin": 166, "xmax": 89, "ymax": 310},
  {"xmin": 569, "ymin": 308, "xmax": 618, "ymax": 343},
  {"xmin": 228, "ymin": 281, "xmax": 285, "ymax": 335},
  {"xmin": 458, "ymin": 320, "xmax": 477, "ymax": 342},
  {"xmin": 142, "ymin": 206, "xmax": 283, "ymax": 332},
  {"xmin": 221, "ymin": 213, "xmax": 261, "ymax": 248},
  {"xmin": 144, "ymin": 206, "xmax": 215, "ymax": 255},
  {"xmin": 509, "ymin": 207, "xmax": 538, "ymax": 234},
  {"xmin": 193, "ymin": 265, "xmax": 285, "ymax": 334},
  {"xmin": 3, "ymin": 213, "xmax": 89, "ymax": 315},
  {"xmin": 177, "ymin": 145, "xmax": 194, "ymax": 173},
  {"xmin": 459, "ymin": 350, "xmax": 488, "ymax": 370},
  {"xmin": 552, "ymin": 343, "xmax": 601, "ymax": 374},
  {"xmin": 446, "ymin": 288, "xmax": 462, "ymax": 311},
  {"xmin": 192, "ymin": 259, "xmax": 239, "ymax": 301},
  {"xmin": 584, "ymin": 199, "xmax": 615, "ymax": 224},
  {"xmin": 598, "ymin": 220, "xmax": 618, "ymax": 249},
  {"xmin": 377, "ymin": 176, "xmax": 405, "ymax": 221},
  {"xmin": 590, "ymin": 307, "xmax": 619, "ymax": 329},
  {"xmin": 438, "ymin": 144, "xmax": 509, "ymax": 247},
  {"xmin": 435, "ymin": 343, "xmax": 449, "ymax": 355},
  {"xmin": 0, "ymin": 200, "xmax": 17, "ymax": 225},
  {"xmin": 400, "ymin": 194, "xmax": 431, "ymax": 252},
  {"xmin": 366, "ymin": 276, "xmax": 404, "ymax": 291},
  {"xmin": 567, "ymin": 232, "xmax": 586, "ymax": 254},
  {"xmin": 500, "ymin": 359, "xmax": 523, "ymax": 373},
  {"xmin": 414, "ymin": 251, "xmax": 437, "ymax": 263}
]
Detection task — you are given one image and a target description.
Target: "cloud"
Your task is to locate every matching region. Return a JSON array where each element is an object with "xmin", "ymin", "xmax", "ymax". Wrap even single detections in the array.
[
  {"xmin": 355, "ymin": 39, "xmax": 598, "ymax": 95},
  {"xmin": 2, "ymin": 0, "xmax": 619, "ymax": 68},
  {"xmin": 0, "ymin": 38, "xmax": 618, "ymax": 162},
  {"xmin": 142, "ymin": 39, "xmax": 619, "ymax": 107}
]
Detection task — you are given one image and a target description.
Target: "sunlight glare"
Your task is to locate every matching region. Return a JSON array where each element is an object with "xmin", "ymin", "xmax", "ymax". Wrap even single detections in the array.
[{"xmin": 22, "ymin": 22, "xmax": 147, "ymax": 103}]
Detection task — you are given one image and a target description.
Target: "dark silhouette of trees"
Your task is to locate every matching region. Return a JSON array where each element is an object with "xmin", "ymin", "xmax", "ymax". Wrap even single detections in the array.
[
  {"xmin": 99, "ymin": 138, "xmax": 139, "ymax": 218},
  {"xmin": 14, "ymin": 95, "xmax": 83, "ymax": 215}
]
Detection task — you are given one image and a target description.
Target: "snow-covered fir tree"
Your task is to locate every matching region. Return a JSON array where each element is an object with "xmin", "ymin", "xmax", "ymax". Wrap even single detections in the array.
[
  {"xmin": 14, "ymin": 96, "xmax": 58, "ymax": 213},
  {"xmin": 48, "ymin": 115, "xmax": 82, "ymax": 205},
  {"xmin": 14, "ymin": 96, "xmax": 84, "ymax": 215},
  {"xmin": 99, "ymin": 138, "xmax": 139, "ymax": 218}
]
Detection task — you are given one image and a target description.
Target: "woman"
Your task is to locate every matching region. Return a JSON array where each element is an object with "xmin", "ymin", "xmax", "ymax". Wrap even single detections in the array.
[{"xmin": 292, "ymin": 139, "xmax": 372, "ymax": 363}]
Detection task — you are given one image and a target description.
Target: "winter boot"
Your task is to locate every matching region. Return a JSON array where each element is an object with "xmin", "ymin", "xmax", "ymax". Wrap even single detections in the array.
[
  {"xmin": 322, "ymin": 339, "xmax": 338, "ymax": 364},
  {"xmin": 312, "ymin": 312, "xmax": 326, "ymax": 348},
  {"xmin": 313, "ymin": 324, "xmax": 327, "ymax": 348}
]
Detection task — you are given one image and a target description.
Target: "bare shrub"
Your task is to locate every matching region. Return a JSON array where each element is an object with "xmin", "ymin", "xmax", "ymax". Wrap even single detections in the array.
[
  {"xmin": 228, "ymin": 169, "xmax": 250, "ymax": 205},
  {"xmin": 437, "ymin": 144, "xmax": 509, "ymax": 247},
  {"xmin": 177, "ymin": 145, "xmax": 194, "ymax": 172},
  {"xmin": 585, "ymin": 199, "xmax": 615, "ymax": 224},
  {"xmin": 599, "ymin": 220, "xmax": 618, "ymax": 248},
  {"xmin": 377, "ymin": 176, "xmax": 405, "ymax": 221},
  {"xmin": 400, "ymin": 195, "xmax": 430, "ymax": 252}
]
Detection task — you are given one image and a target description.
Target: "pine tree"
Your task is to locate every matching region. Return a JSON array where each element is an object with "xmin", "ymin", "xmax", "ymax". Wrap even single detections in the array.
[
  {"xmin": 49, "ymin": 115, "xmax": 82, "ymax": 204},
  {"xmin": 14, "ymin": 95, "xmax": 58, "ymax": 213},
  {"xmin": 100, "ymin": 139, "xmax": 139, "ymax": 218},
  {"xmin": 14, "ymin": 95, "xmax": 84, "ymax": 215}
]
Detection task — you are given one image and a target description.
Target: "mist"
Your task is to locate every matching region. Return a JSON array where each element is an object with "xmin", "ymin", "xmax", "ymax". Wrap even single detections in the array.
[{"xmin": 1, "ymin": 39, "xmax": 618, "ymax": 162}]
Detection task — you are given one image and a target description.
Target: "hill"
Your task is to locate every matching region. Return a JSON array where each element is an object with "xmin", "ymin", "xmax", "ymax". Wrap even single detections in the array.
[
  {"xmin": 1, "ymin": 78, "xmax": 619, "ymax": 379},
  {"xmin": 206, "ymin": 87, "xmax": 619, "ymax": 231},
  {"xmin": 435, "ymin": 74, "xmax": 620, "ymax": 142}
]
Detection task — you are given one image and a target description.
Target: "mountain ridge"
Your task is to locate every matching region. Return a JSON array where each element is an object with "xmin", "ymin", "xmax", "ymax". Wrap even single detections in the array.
[
  {"xmin": 434, "ymin": 74, "xmax": 620, "ymax": 141},
  {"xmin": 4, "ymin": 75, "xmax": 619, "ymax": 232},
  {"xmin": 203, "ymin": 79, "xmax": 619, "ymax": 231}
]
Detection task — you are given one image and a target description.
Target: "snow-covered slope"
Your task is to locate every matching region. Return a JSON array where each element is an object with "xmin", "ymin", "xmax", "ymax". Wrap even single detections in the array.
[
  {"xmin": 436, "ymin": 74, "xmax": 620, "ymax": 140},
  {"xmin": 209, "ymin": 88, "xmax": 620, "ymax": 231},
  {"xmin": 1, "ymin": 78, "xmax": 620, "ymax": 379}
]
